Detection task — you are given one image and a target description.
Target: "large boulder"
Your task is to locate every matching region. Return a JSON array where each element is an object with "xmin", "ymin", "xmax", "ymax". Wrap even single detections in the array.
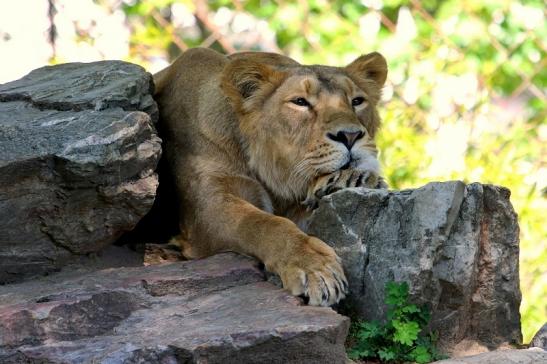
[
  {"xmin": 0, "ymin": 253, "xmax": 349, "ymax": 364},
  {"xmin": 0, "ymin": 61, "xmax": 161, "ymax": 283},
  {"xmin": 307, "ymin": 182, "xmax": 522, "ymax": 353}
]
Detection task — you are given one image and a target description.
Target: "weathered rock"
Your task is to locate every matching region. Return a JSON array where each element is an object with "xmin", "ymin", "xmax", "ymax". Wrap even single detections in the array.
[
  {"xmin": 0, "ymin": 61, "xmax": 161, "ymax": 283},
  {"xmin": 307, "ymin": 181, "xmax": 521, "ymax": 353},
  {"xmin": 0, "ymin": 253, "xmax": 349, "ymax": 363},
  {"xmin": 431, "ymin": 348, "xmax": 547, "ymax": 363},
  {"xmin": 144, "ymin": 243, "xmax": 184, "ymax": 266},
  {"xmin": 531, "ymin": 323, "xmax": 547, "ymax": 350},
  {"xmin": 0, "ymin": 61, "xmax": 158, "ymax": 119}
]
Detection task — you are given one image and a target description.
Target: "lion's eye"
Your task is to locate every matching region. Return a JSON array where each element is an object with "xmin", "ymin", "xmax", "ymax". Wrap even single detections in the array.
[
  {"xmin": 352, "ymin": 97, "xmax": 366, "ymax": 107},
  {"xmin": 291, "ymin": 98, "xmax": 311, "ymax": 107}
]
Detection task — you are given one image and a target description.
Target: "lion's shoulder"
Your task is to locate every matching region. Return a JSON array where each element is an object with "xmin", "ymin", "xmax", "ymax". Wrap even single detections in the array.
[
  {"xmin": 227, "ymin": 51, "xmax": 300, "ymax": 68},
  {"xmin": 154, "ymin": 48, "xmax": 227, "ymax": 95}
]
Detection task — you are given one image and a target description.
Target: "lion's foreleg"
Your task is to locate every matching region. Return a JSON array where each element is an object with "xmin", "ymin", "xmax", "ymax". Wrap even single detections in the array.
[{"xmin": 191, "ymin": 175, "xmax": 348, "ymax": 306}]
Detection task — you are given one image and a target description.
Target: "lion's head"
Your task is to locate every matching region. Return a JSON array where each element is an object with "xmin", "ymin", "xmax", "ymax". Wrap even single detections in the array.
[{"xmin": 221, "ymin": 52, "xmax": 387, "ymax": 201}]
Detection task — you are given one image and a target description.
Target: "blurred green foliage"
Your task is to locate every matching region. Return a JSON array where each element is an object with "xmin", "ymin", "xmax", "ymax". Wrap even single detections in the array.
[{"xmin": 116, "ymin": 0, "xmax": 545, "ymax": 342}]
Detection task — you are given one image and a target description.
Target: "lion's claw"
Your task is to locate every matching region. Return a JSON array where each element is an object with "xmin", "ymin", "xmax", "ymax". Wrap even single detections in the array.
[
  {"xmin": 279, "ymin": 237, "xmax": 348, "ymax": 306},
  {"xmin": 303, "ymin": 169, "xmax": 387, "ymax": 211}
]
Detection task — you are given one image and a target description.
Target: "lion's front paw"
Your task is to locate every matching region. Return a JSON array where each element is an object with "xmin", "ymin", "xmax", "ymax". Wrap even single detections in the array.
[
  {"xmin": 303, "ymin": 169, "xmax": 384, "ymax": 210},
  {"xmin": 277, "ymin": 237, "xmax": 348, "ymax": 306}
]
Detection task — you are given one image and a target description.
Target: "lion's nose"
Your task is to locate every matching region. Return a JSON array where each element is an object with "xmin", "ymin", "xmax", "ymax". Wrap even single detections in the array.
[{"xmin": 327, "ymin": 130, "xmax": 364, "ymax": 150}]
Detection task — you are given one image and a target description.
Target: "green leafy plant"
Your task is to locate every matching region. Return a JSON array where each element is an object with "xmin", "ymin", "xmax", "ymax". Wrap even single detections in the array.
[{"xmin": 348, "ymin": 281, "xmax": 445, "ymax": 363}]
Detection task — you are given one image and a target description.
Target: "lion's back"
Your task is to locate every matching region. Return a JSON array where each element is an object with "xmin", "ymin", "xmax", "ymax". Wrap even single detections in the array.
[{"xmin": 154, "ymin": 48, "xmax": 227, "ymax": 123}]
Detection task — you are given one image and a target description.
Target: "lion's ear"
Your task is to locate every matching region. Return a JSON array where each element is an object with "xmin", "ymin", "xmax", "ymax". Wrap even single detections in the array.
[
  {"xmin": 221, "ymin": 59, "xmax": 286, "ymax": 109},
  {"xmin": 345, "ymin": 52, "xmax": 388, "ymax": 87}
]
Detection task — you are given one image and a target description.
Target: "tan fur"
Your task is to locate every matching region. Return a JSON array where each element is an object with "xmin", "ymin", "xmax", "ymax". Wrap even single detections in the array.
[{"xmin": 154, "ymin": 48, "xmax": 388, "ymax": 306}]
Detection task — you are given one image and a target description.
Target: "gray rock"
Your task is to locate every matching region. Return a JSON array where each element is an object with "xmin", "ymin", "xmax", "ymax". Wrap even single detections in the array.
[
  {"xmin": 431, "ymin": 348, "xmax": 547, "ymax": 364},
  {"xmin": 0, "ymin": 253, "xmax": 349, "ymax": 364},
  {"xmin": 0, "ymin": 61, "xmax": 161, "ymax": 283},
  {"xmin": 531, "ymin": 323, "xmax": 547, "ymax": 350},
  {"xmin": 307, "ymin": 181, "xmax": 521, "ymax": 353},
  {"xmin": 0, "ymin": 61, "xmax": 158, "ymax": 120}
]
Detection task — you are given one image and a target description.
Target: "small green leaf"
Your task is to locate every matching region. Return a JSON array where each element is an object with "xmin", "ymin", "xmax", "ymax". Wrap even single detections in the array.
[
  {"xmin": 348, "ymin": 349, "xmax": 365, "ymax": 360},
  {"xmin": 401, "ymin": 304, "xmax": 420, "ymax": 313},
  {"xmin": 393, "ymin": 319, "xmax": 421, "ymax": 346},
  {"xmin": 348, "ymin": 344, "xmax": 375, "ymax": 359},
  {"xmin": 411, "ymin": 346, "xmax": 433, "ymax": 363},
  {"xmin": 417, "ymin": 306, "xmax": 431, "ymax": 324},
  {"xmin": 385, "ymin": 281, "xmax": 409, "ymax": 306},
  {"xmin": 357, "ymin": 321, "xmax": 382, "ymax": 339},
  {"xmin": 378, "ymin": 348, "xmax": 397, "ymax": 361}
]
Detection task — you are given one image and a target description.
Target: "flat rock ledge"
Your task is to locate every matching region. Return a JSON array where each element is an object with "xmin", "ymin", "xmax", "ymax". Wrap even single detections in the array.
[
  {"xmin": 0, "ymin": 61, "xmax": 161, "ymax": 283},
  {"xmin": 0, "ymin": 253, "xmax": 349, "ymax": 364},
  {"xmin": 307, "ymin": 181, "xmax": 521, "ymax": 354},
  {"xmin": 431, "ymin": 348, "xmax": 547, "ymax": 364}
]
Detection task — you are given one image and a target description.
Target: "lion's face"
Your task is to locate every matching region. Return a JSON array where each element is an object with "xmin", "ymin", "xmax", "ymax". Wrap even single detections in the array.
[{"xmin": 221, "ymin": 53, "xmax": 387, "ymax": 200}]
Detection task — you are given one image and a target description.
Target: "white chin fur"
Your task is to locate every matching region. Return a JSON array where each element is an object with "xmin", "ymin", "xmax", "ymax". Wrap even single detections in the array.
[{"xmin": 353, "ymin": 152, "xmax": 380, "ymax": 174}]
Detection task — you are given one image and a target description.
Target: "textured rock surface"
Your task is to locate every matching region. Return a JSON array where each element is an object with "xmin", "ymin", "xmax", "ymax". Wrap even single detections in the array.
[
  {"xmin": 307, "ymin": 181, "xmax": 521, "ymax": 352},
  {"xmin": 0, "ymin": 61, "xmax": 158, "ymax": 118},
  {"xmin": 144, "ymin": 243, "xmax": 184, "ymax": 265},
  {"xmin": 0, "ymin": 61, "xmax": 161, "ymax": 283},
  {"xmin": 431, "ymin": 348, "xmax": 547, "ymax": 363},
  {"xmin": 0, "ymin": 253, "xmax": 349, "ymax": 364},
  {"xmin": 531, "ymin": 323, "xmax": 547, "ymax": 350}
]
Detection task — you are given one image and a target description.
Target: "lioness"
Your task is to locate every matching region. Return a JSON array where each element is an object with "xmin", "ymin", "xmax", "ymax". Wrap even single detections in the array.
[{"xmin": 154, "ymin": 48, "xmax": 388, "ymax": 306}]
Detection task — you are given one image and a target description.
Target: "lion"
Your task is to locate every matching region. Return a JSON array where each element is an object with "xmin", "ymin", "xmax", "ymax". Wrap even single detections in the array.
[{"xmin": 153, "ymin": 48, "xmax": 388, "ymax": 306}]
